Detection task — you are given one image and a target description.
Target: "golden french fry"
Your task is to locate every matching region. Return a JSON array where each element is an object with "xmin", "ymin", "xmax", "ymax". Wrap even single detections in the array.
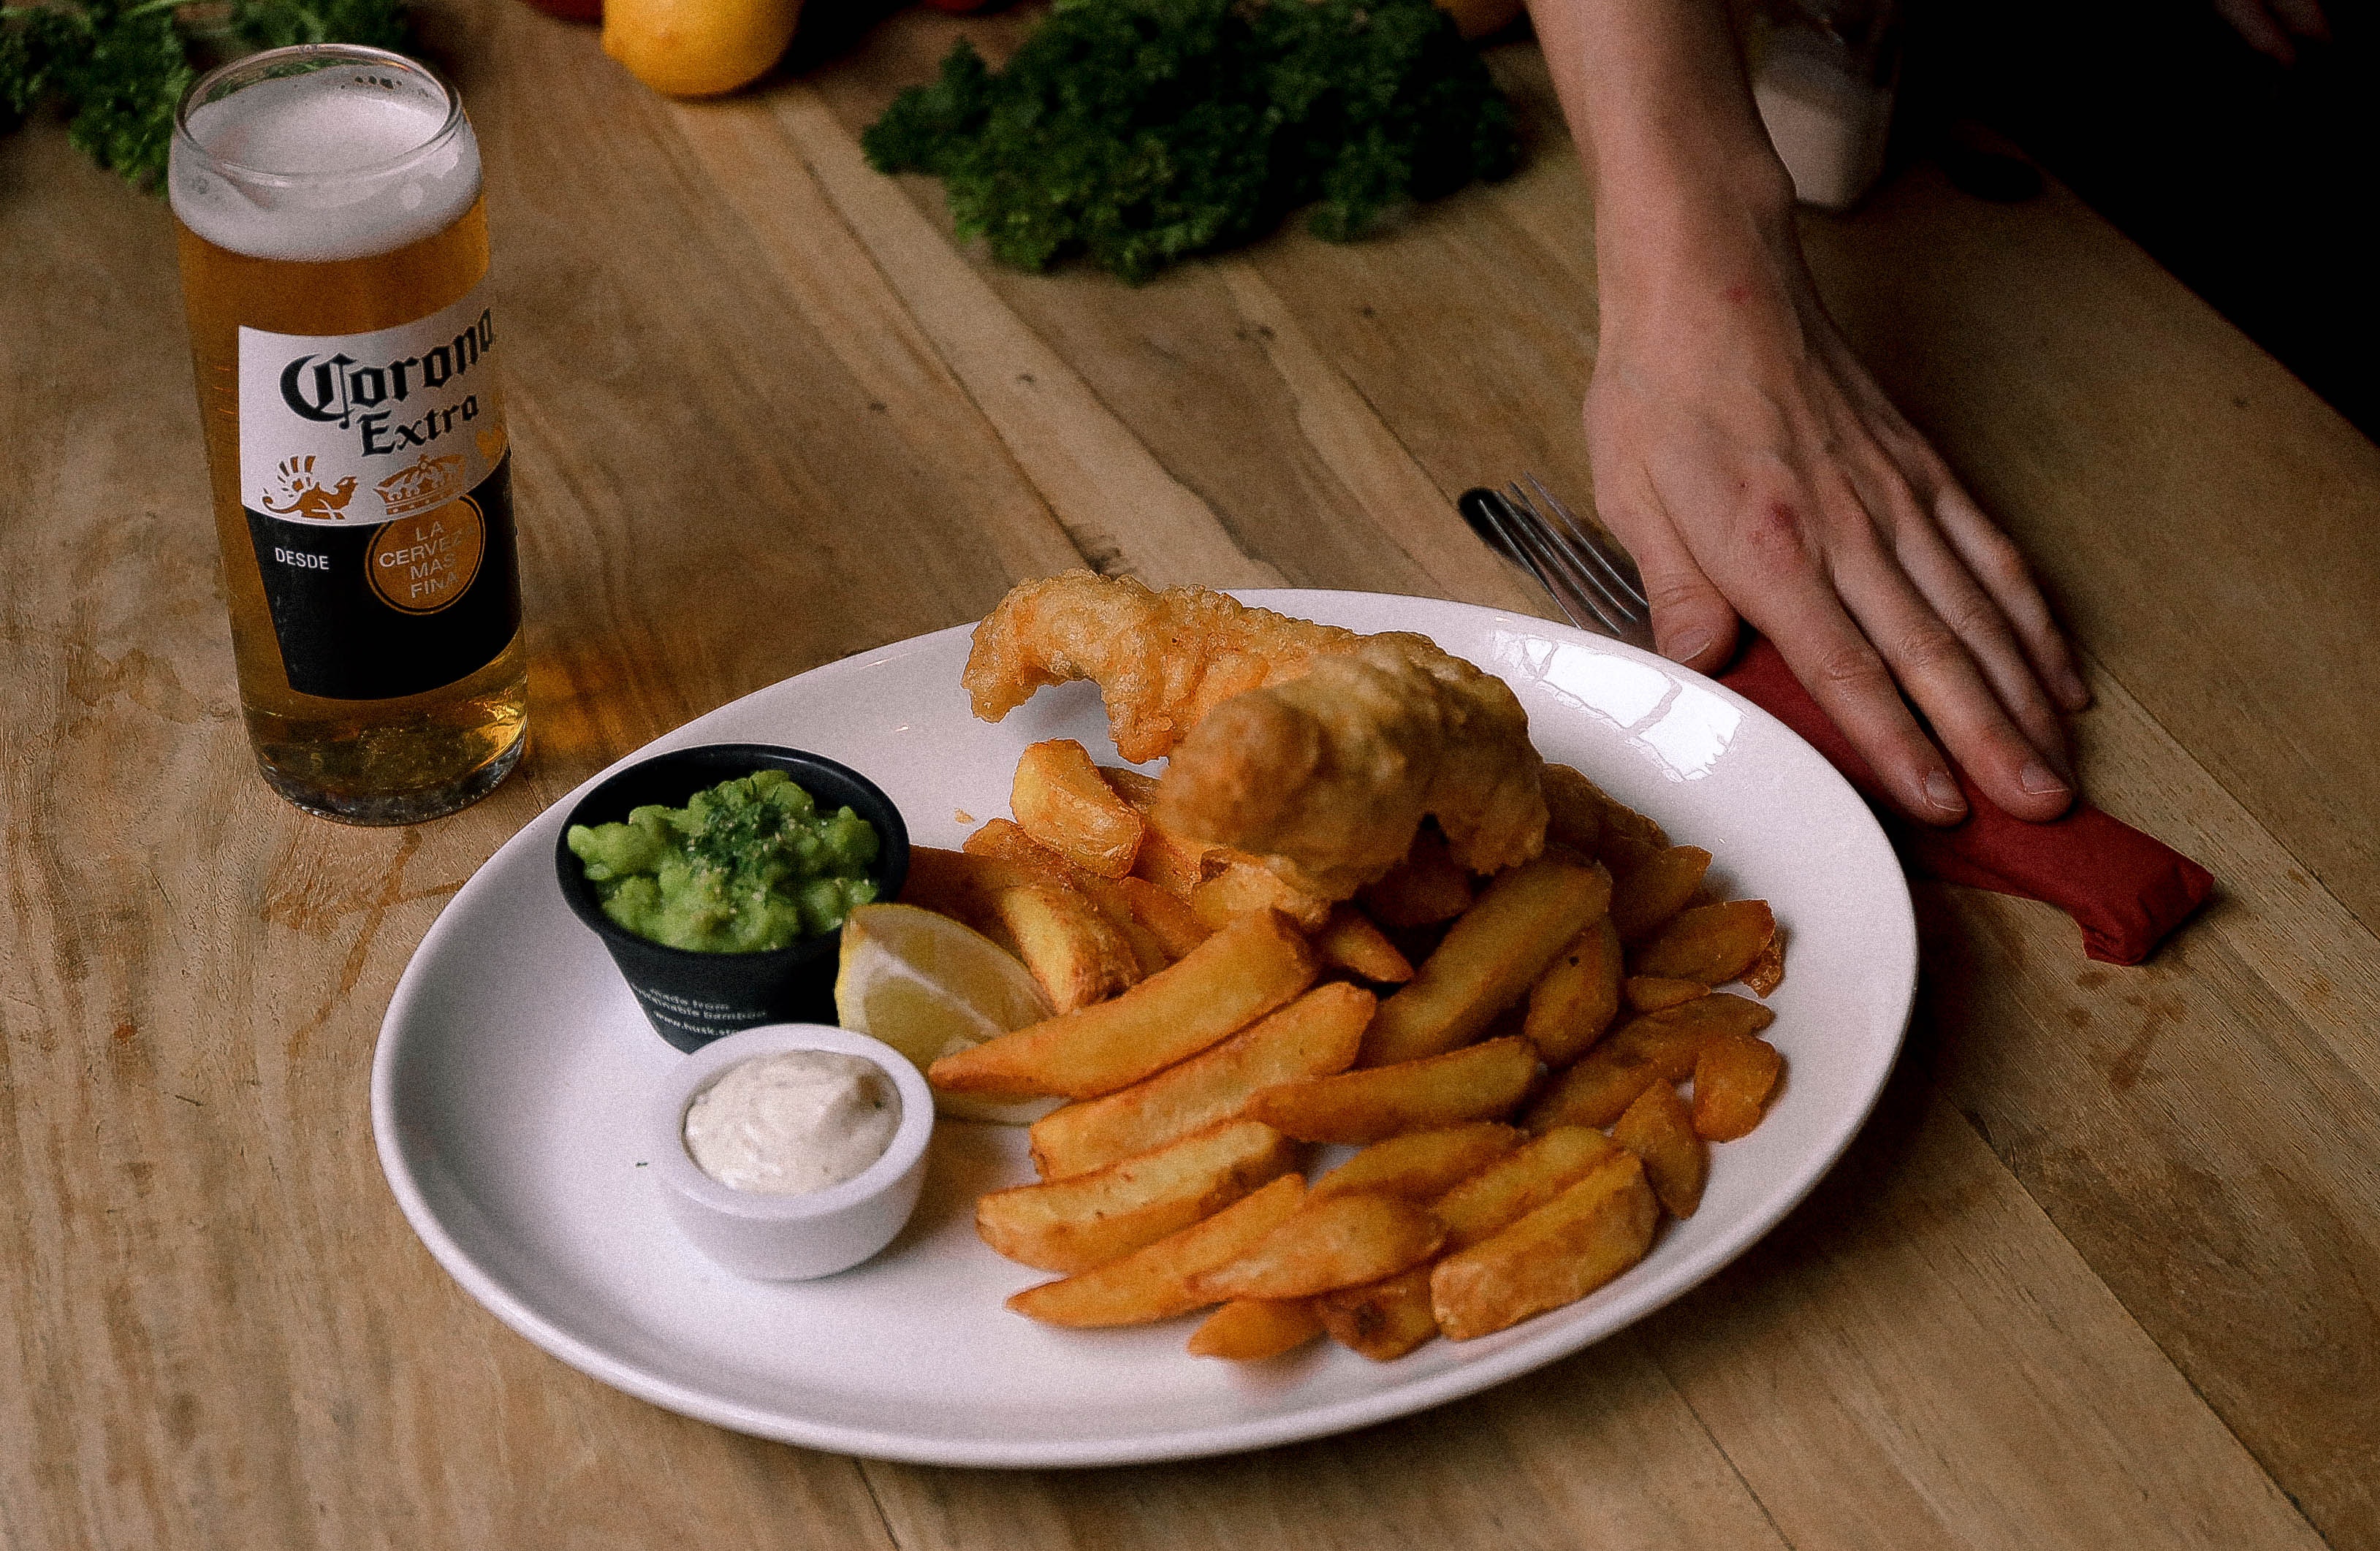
[
  {"xmin": 1246, "ymin": 1034, "xmax": 1540, "ymax": 1145},
  {"xmin": 1522, "ymin": 912, "xmax": 1621, "ymax": 1067},
  {"xmin": 1431, "ymin": 1151, "xmax": 1659, "ymax": 1341},
  {"xmin": 1360, "ymin": 854, "xmax": 1611, "ymax": 1067},
  {"xmin": 931, "ymin": 910, "xmax": 1319, "ymax": 1100},
  {"xmin": 1692, "ymin": 1032, "xmax": 1784, "ymax": 1141},
  {"xmin": 1186, "ymin": 1297, "xmax": 1325, "ymax": 1360},
  {"xmin": 1523, "ymin": 1047, "xmax": 1660, "ymax": 1131},
  {"xmin": 1116, "ymin": 874, "xmax": 1212, "ymax": 959},
  {"xmin": 1622, "ymin": 975, "xmax": 1708, "ymax": 1013},
  {"xmin": 1103, "ymin": 766, "xmax": 1214, "ymax": 900},
  {"xmin": 1611, "ymin": 1080, "xmax": 1706, "ymax": 1217},
  {"xmin": 1008, "ymin": 1174, "xmax": 1307, "ymax": 1327},
  {"xmin": 1313, "ymin": 904, "xmax": 1415, "ymax": 983},
  {"xmin": 1740, "ymin": 929, "xmax": 1787, "ymax": 997},
  {"xmin": 1309, "ymin": 1122, "xmax": 1521, "ymax": 1204},
  {"xmin": 1315, "ymin": 1265, "xmax": 1439, "ymax": 1362},
  {"xmin": 897, "ymin": 845, "xmax": 1023, "ymax": 949},
  {"xmin": 1633, "ymin": 899, "xmax": 1776, "ymax": 987},
  {"xmin": 1191, "ymin": 852, "xmax": 1334, "ymax": 931},
  {"xmin": 964, "ymin": 818, "xmax": 1174, "ymax": 977},
  {"xmin": 1069, "ymin": 872, "xmax": 1174, "ymax": 977},
  {"xmin": 1608, "ymin": 845, "xmax": 1711, "ymax": 944},
  {"xmin": 1028, "ymin": 982, "xmax": 1373, "ymax": 1180},
  {"xmin": 1538, "ymin": 763, "xmax": 1605, "ymax": 856},
  {"xmin": 1188, "ymin": 1192, "xmax": 1445, "ymax": 1302},
  {"xmin": 1012, "ymin": 739, "xmax": 1147, "ymax": 879},
  {"xmin": 989, "ymin": 880, "xmax": 1141, "ymax": 1013},
  {"xmin": 1433, "ymin": 1124, "xmax": 1623, "ymax": 1252},
  {"xmin": 1356, "ymin": 825, "xmax": 1475, "ymax": 928},
  {"xmin": 1606, "ymin": 993, "xmax": 1777, "ymax": 1080},
  {"xmin": 976, "ymin": 1119, "xmax": 1298, "ymax": 1273}
]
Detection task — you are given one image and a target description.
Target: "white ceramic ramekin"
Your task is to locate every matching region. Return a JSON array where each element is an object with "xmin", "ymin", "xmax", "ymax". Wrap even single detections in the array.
[{"xmin": 648, "ymin": 1023, "xmax": 934, "ymax": 1280}]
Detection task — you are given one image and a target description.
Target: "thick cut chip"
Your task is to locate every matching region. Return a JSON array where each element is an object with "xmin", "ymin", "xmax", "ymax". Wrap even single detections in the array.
[
  {"xmin": 1316, "ymin": 1265, "xmax": 1439, "ymax": 1362},
  {"xmin": 1740, "ymin": 929, "xmax": 1787, "ymax": 997},
  {"xmin": 1537, "ymin": 764, "xmax": 1605, "ymax": 856},
  {"xmin": 1246, "ymin": 1035, "xmax": 1540, "ymax": 1145},
  {"xmin": 1028, "ymin": 982, "xmax": 1373, "ymax": 1180},
  {"xmin": 1070, "ymin": 872, "xmax": 1174, "ymax": 977},
  {"xmin": 1524, "ymin": 1047, "xmax": 1662, "ymax": 1131},
  {"xmin": 897, "ymin": 845, "xmax": 1032, "ymax": 949},
  {"xmin": 1608, "ymin": 845, "xmax": 1713, "ymax": 944},
  {"xmin": 930, "ymin": 910, "xmax": 1318, "ymax": 1100},
  {"xmin": 1623, "ymin": 975, "xmax": 1708, "ymax": 1013},
  {"xmin": 1356, "ymin": 826, "xmax": 1475, "ymax": 928},
  {"xmin": 1116, "ymin": 874, "xmax": 1211, "ymax": 959},
  {"xmin": 1008, "ymin": 1175, "xmax": 1306, "ymax": 1327},
  {"xmin": 1524, "ymin": 912, "xmax": 1623, "ymax": 1066},
  {"xmin": 989, "ymin": 880, "xmax": 1142, "ymax": 1013},
  {"xmin": 1191, "ymin": 853, "xmax": 1334, "ymax": 931},
  {"xmin": 1633, "ymin": 899, "xmax": 1777, "ymax": 987},
  {"xmin": 1309, "ymin": 1122, "xmax": 1521, "ymax": 1204},
  {"xmin": 1360, "ymin": 855, "xmax": 1611, "ymax": 1067},
  {"xmin": 975, "ymin": 1118, "xmax": 1298, "ymax": 1272},
  {"xmin": 1103, "ymin": 766, "xmax": 1214, "ymax": 900},
  {"xmin": 1187, "ymin": 1298, "xmax": 1325, "ymax": 1360},
  {"xmin": 1013, "ymin": 739, "xmax": 1147, "ymax": 878},
  {"xmin": 1431, "ymin": 1152, "xmax": 1659, "ymax": 1341},
  {"xmin": 1692, "ymin": 1032, "xmax": 1784, "ymax": 1141},
  {"xmin": 1611, "ymin": 1080, "xmax": 1706, "ymax": 1217},
  {"xmin": 965, "ymin": 818, "xmax": 1171, "ymax": 976},
  {"xmin": 1606, "ymin": 993, "xmax": 1777, "ymax": 1080},
  {"xmin": 1314, "ymin": 904, "xmax": 1415, "ymax": 983},
  {"xmin": 1188, "ymin": 1192, "xmax": 1445, "ymax": 1301},
  {"xmin": 1434, "ymin": 1125, "xmax": 1623, "ymax": 1252}
]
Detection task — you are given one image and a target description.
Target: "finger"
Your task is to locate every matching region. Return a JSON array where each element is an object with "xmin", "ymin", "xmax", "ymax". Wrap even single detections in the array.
[
  {"xmin": 2267, "ymin": 0, "xmax": 2330, "ymax": 39},
  {"xmin": 1824, "ymin": 515, "xmax": 2076, "ymax": 822},
  {"xmin": 1926, "ymin": 485, "xmax": 2092, "ymax": 712},
  {"xmin": 1600, "ymin": 494, "xmax": 1741, "ymax": 674},
  {"xmin": 2214, "ymin": 0, "xmax": 2298, "ymax": 61},
  {"xmin": 1823, "ymin": 428, "xmax": 2078, "ymax": 772}
]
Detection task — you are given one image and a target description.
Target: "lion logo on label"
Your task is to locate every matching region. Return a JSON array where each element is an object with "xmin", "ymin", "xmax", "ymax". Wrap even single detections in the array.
[{"xmin": 261, "ymin": 456, "xmax": 359, "ymax": 519}]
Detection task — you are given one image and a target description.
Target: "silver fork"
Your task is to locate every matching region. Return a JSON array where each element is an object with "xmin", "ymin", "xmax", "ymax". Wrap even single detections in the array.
[{"xmin": 1457, "ymin": 474, "xmax": 1656, "ymax": 652}]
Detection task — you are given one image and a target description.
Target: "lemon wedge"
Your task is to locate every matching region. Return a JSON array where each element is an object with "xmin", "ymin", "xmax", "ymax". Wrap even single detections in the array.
[
  {"xmin": 835, "ymin": 904, "xmax": 1058, "ymax": 1123},
  {"xmin": 601, "ymin": 0, "xmax": 802, "ymax": 99}
]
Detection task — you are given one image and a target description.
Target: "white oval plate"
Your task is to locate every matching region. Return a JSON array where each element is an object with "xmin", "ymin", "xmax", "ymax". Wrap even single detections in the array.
[{"xmin": 373, "ymin": 591, "xmax": 1915, "ymax": 1468}]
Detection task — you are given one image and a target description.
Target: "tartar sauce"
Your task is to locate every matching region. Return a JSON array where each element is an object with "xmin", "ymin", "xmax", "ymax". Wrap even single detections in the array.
[{"xmin": 682, "ymin": 1050, "xmax": 901, "ymax": 1195}]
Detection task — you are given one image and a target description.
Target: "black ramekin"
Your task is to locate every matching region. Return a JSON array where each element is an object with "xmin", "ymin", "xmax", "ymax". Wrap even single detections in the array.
[{"xmin": 554, "ymin": 743, "xmax": 910, "ymax": 1053}]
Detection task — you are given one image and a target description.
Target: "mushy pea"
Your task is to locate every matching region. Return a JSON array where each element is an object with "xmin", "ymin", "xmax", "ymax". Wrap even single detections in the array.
[{"xmin": 567, "ymin": 769, "xmax": 881, "ymax": 953}]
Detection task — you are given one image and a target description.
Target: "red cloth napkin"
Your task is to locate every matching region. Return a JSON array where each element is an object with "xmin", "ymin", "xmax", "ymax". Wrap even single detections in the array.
[{"xmin": 1716, "ymin": 636, "xmax": 2213, "ymax": 964}]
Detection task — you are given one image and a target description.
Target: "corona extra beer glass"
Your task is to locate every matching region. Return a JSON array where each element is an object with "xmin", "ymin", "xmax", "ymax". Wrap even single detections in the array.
[{"xmin": 170, "ymin": 45, "xmax": 528, "ymax": 823}]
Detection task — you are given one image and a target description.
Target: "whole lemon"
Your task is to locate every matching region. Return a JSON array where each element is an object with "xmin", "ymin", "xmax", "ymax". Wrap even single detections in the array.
[{"xmin": 601, "ymin": 0, "xmax": 803, "ymax": 98}]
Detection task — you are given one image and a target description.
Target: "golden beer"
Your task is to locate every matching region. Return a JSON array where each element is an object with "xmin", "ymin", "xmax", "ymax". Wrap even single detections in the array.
[{"xmin": 170, "ymin": 47, "xmax": 527, "ymax": 823}]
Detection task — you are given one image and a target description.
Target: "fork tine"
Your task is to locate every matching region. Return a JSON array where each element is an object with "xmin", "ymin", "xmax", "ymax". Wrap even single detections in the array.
[
  {"xmin": 1471, "ymin": 489, "xmax": 1627, "ymax": 637},
  {"xmin": 1523, "ymin": 472, "xmax": 1651, "ymax": 612},
  {"xmin": 1504, "ymin": 481, "xmax": 1640, "ymax": 627}
]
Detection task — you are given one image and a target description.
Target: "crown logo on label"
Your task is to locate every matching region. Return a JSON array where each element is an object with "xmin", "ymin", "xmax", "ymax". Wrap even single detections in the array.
[{"xmin": 376, "ymin": 452, "xmax": 468, "ymax": 519}]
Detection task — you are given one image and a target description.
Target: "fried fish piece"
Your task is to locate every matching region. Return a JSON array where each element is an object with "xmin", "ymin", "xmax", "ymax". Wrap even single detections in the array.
[{"xmin": 962, "ymin": 573, "xmax": 1547, "ymax": 899}]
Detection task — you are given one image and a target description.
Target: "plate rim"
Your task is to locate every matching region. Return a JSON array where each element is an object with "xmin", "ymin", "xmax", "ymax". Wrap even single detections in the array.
[{"xmin": 372, "ymin": 589, "xmax": 1917, "ymax": 1468}]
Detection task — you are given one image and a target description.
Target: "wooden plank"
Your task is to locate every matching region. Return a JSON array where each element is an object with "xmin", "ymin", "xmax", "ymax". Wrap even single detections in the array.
[{"xmin": 1907, "ymin": 663, "xmax": 2380, "ymax": 1548}]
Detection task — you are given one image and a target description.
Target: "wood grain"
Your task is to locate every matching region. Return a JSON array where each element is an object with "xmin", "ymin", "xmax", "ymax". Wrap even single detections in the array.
[{"xmin": 3, "ymin": 1, "xmax": 2376, "ymax": 1546}]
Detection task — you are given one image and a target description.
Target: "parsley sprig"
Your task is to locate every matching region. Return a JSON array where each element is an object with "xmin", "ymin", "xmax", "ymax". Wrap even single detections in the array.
[
  {"xmin": 862, "ymin": 0, "xmax": 1519, "ymax": 284},
  {"xmin": 0, "ymin": 0, "xmax": 411, "ymax": 188}
]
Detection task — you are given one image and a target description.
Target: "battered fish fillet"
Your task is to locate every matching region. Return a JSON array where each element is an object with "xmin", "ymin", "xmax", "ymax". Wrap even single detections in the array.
[
  {"xmin": 962, "ymin": 571, "xmax": 1361, "ymax": 763},
  {"xmin": 962, "ymin": 572, "xmax": 1547, "ymax": 897}
]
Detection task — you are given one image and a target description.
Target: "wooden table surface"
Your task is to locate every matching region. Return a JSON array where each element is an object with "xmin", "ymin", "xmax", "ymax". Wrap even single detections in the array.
[{"xmin": 5, "ymin": 2, "xmax": 2377, "ymax": 1546}]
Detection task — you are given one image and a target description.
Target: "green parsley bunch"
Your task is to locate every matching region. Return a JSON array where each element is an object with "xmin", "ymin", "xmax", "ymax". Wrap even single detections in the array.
[
  {"xmin": 0, "ymin": 0, "xmax": 411, "ymax": 188},
  {"xmin": 862, "ymin": 0, "xmax": 1519, "ymax": 283}
]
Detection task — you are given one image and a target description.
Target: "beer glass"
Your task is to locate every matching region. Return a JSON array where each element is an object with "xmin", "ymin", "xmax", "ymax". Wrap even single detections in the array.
[{"xmin": 170, "ymin": 45, "xmax": 528, "ymax": 824}]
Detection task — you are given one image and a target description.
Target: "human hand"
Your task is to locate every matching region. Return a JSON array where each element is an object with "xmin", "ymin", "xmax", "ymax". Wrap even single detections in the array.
[
  {"xmin": 2213, "ymin": 0, "xmax": 2329, "ymax": 64},
  {"xmin": 1584, "ymin": 212, "xmax": 2091, "ymax": 826}
]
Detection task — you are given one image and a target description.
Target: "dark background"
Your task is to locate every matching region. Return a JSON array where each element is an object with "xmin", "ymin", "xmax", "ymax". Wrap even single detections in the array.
[{"xmin": 1906, "ymin": 0, "xmax": 2380, "ymax": 438}]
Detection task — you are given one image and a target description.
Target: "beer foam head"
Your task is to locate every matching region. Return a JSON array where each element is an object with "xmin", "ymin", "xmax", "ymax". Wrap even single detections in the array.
[{"xmin": 171, "ymin": 53, "xmax": 481, "ymax": 263}]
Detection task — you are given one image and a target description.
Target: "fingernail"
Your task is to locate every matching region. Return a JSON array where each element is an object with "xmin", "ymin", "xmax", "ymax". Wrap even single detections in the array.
[
  {"xmin": 1668, "ymin": 630, "xmax": 1712, "ymax": 664},
  {"xmin": 1924, "ymin": 769, "xmax": 1966, "ymax": 814},
  {"xmin": 2018, "ymin": 760, "xmax": 2069, "ymax": 796}
]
